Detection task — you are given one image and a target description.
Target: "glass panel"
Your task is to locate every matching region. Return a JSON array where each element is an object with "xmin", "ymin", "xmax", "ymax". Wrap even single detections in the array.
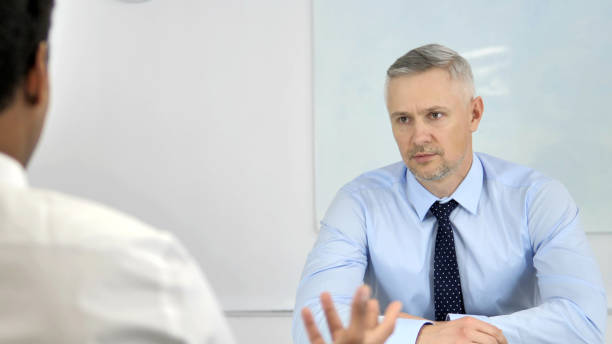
[{"xmin": 314, "ymin": 0, "xmax": 612, "ymax": 232}]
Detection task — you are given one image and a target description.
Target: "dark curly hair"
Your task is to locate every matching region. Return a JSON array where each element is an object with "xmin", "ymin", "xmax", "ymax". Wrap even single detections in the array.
[{"xmin": 0, "ymin": 0, "xmax": 54, "ymax": 112}]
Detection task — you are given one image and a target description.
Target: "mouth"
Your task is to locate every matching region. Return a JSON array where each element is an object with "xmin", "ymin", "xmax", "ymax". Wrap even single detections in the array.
[{"xmin": 411, "ymin": 153, "xmax": 437, "ymax": 163}]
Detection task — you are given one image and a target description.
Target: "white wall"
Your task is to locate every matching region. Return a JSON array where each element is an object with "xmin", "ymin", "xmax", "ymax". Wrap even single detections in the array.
[{"xmin": 29, "ymin": 0, "xmax": 315, "ymax": 312}]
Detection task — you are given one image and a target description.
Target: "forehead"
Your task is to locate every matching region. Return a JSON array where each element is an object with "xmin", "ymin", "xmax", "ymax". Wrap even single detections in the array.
[{"xmin": 386, "ymin": 68, "xmax": 467, "ymax": 112}]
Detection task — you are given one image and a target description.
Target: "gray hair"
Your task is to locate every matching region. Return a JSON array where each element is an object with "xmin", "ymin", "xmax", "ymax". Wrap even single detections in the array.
[{"xmin": 386, "ymin": 44, "xmax": 475, "ymax": 97}]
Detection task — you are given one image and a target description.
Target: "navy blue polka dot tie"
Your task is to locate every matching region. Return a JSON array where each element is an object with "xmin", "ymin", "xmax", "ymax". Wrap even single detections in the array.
[{"xmin": 430, "ymin": 199, "xmax": 465, "ymax": 321}]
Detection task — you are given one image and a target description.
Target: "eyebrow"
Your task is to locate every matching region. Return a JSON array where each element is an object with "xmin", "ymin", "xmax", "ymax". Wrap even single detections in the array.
[{"xmin": 390, "ymin": 106, "xmax": 451, "ymax": 118}]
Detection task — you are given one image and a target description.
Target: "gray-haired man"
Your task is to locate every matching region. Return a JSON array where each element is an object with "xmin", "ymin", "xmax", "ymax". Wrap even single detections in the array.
[{"xmin": 294, "ymin": 44, "xmax": 606, "ymax": 344}]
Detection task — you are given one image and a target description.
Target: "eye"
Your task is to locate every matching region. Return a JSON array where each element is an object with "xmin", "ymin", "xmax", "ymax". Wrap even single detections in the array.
[
  {"xmin": 430, "ymin": 112, "xmax": 444, "ymax": 119},
  {"xmin": 397, "ymin": 116, "xmax": 411, "ymax": 124}
]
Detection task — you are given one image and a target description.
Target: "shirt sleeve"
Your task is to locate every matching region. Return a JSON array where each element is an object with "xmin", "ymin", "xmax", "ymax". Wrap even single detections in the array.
[
  {"xmin": 450, "ymin": 180, "xmax": 607, "ymax": 344},
  {"xmin": 292, "ymin": 189, "xmax": 428, "ymax": 344}
]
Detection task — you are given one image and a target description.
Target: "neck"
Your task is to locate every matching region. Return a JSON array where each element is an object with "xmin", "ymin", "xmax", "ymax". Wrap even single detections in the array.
[
  {"xmin": 418, "ymin": 152, "xmax": 473, "ymax": 198},
  {"xmin": 0, "ymin": 107, "xmax": 30, "ymax": 168}
]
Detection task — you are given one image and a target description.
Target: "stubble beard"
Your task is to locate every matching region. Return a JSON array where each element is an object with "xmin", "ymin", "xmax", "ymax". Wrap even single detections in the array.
[{"xmin": 407, "ymin": 146, "xmax": 466, "ymax": 182}]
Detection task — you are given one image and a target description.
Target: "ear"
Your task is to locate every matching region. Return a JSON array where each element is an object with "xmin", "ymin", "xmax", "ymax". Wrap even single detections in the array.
[
  {"xmin": 469, "ymin": 96, "xmax": 483, "ymax": 132},
  {"xmin": 23, "ymin": 42, "xmax": 49, "ymax": 109}
]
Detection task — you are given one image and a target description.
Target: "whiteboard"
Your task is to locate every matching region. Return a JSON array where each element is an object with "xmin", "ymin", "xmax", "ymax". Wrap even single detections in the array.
[
  {"xmin": 314, "ymin": 0, "xmax": 612, "ymax": 232},
  {"xmin": 29, "ymin": 0, "xmax": 314, "ymax": 311}
]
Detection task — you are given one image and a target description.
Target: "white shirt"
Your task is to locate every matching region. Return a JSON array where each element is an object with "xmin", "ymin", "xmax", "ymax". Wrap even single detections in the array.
[{"xmin": 0, "ymin": 152, "xmax": 235, "ymax": 344}]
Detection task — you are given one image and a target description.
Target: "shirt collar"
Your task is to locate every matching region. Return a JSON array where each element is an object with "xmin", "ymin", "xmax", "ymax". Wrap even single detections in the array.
[
  {"xmin": 405, "ymin": 153, "xmax": 483, "ymax": 221},
  {"xmin": 0, "ymin": 152, "xmax": 28, "ymax": 188}
]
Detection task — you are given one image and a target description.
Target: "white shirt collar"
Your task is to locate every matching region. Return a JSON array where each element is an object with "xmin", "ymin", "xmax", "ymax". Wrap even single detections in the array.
[{"xmin": 0, "ymin": 152, "xmax": 28, "ymax": 188}]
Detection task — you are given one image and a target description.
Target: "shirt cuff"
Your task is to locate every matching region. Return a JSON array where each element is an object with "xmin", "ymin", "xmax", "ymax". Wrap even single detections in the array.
[
  {"xmin": 447, "ymin": 313, "xmax": 489, "ymax": 322},
  {"xmin": 379, "ymin": 317, "xmax": 432, "ymax": 344}
]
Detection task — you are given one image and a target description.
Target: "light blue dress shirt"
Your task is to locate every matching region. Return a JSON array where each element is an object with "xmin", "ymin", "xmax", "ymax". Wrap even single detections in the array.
[{"xmin": 293, "ymin": 152, "xmax": 606, "ymax": 344}]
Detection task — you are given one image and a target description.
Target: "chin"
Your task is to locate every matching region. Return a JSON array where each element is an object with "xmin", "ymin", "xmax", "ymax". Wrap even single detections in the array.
[
  {"xmin": 409, "ymin": 167, "xmax": 435, "ymax": 180},
  {"xmin": 411, "ymin": 165, "xmax": 452, "ymax": 182}
]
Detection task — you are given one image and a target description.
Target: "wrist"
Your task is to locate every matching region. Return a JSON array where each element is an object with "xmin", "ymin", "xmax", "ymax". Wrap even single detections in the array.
[{"xmin": 415, "ymin": 323, "xmax": 433, "ymax": 344}]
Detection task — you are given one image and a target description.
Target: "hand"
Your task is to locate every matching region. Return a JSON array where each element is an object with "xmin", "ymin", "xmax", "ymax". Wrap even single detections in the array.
[
  {"xmin": 301, "ymin": 285, "xmax": 402, "ymax": 344},
  {"xmin": 416, "ymin": 316, "xmax": 508, "ymax": 344}
]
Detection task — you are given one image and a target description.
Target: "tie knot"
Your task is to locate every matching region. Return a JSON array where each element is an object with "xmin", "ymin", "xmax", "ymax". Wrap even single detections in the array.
[{"xmin": 429, "ymin": 199, "xmax": 459, "ymax": 221}]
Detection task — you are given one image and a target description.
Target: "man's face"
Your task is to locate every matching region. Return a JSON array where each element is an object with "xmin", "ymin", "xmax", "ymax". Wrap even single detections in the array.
[{"xmin": 386, "ymin": 68, "xmax": 482, "ymax": 183}]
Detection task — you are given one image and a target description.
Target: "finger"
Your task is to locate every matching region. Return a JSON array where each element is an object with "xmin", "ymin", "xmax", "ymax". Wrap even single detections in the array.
[
  {"xmin": 346, "ymin": 285, "xmax": 370, "ymax": 335},
  {"xmin": 461, "ymin": 317, "xmax": 506, "ymax": 344},
  {"xmin": 365, "ymin": 299, "xmax": 380, "ymax": 329},
  {"xmin": 320, "ymin": 292, "xmax": 344, "ymax": 340},
  {"xmin": 491, "ymin": 329, "xmax": 508, "ymax": 344},
  {"xmin": 369, "ymin": 301, "xmax": 402, "ymax": 342},
  {"xmin": 301, "ymin": 307, "xmax": 326, "ymax": 344},
  {"xmin": 464, "ymin": 328, "xmax": 497, "ymax": 344}
]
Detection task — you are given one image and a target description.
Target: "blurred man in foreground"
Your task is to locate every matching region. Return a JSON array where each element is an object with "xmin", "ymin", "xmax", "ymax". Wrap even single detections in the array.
[{"xmin": 0, "ymin": 1, "xmax": 234, "ymax": 342}]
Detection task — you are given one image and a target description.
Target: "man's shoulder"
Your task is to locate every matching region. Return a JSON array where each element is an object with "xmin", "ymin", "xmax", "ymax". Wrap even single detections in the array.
[
  {"xmin": 476, "ymin": 152, "xmax": 551, "ymax": 188},
  {"xmin": 0, "ymin": 185, "xmax": 174, "ymax": 248},
  {"xmin": 476, "ymin": 153, "xmax": 577, "ymax": 216},
  {"xmin": 339, "ymin": 161, "xmax": 406, "ymax": 195}
]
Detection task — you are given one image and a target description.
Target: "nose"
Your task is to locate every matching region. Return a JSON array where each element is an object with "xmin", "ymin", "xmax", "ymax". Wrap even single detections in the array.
[{"xmin": 412, "ymin": 120, "xmax": 432, "ymax": 146}]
